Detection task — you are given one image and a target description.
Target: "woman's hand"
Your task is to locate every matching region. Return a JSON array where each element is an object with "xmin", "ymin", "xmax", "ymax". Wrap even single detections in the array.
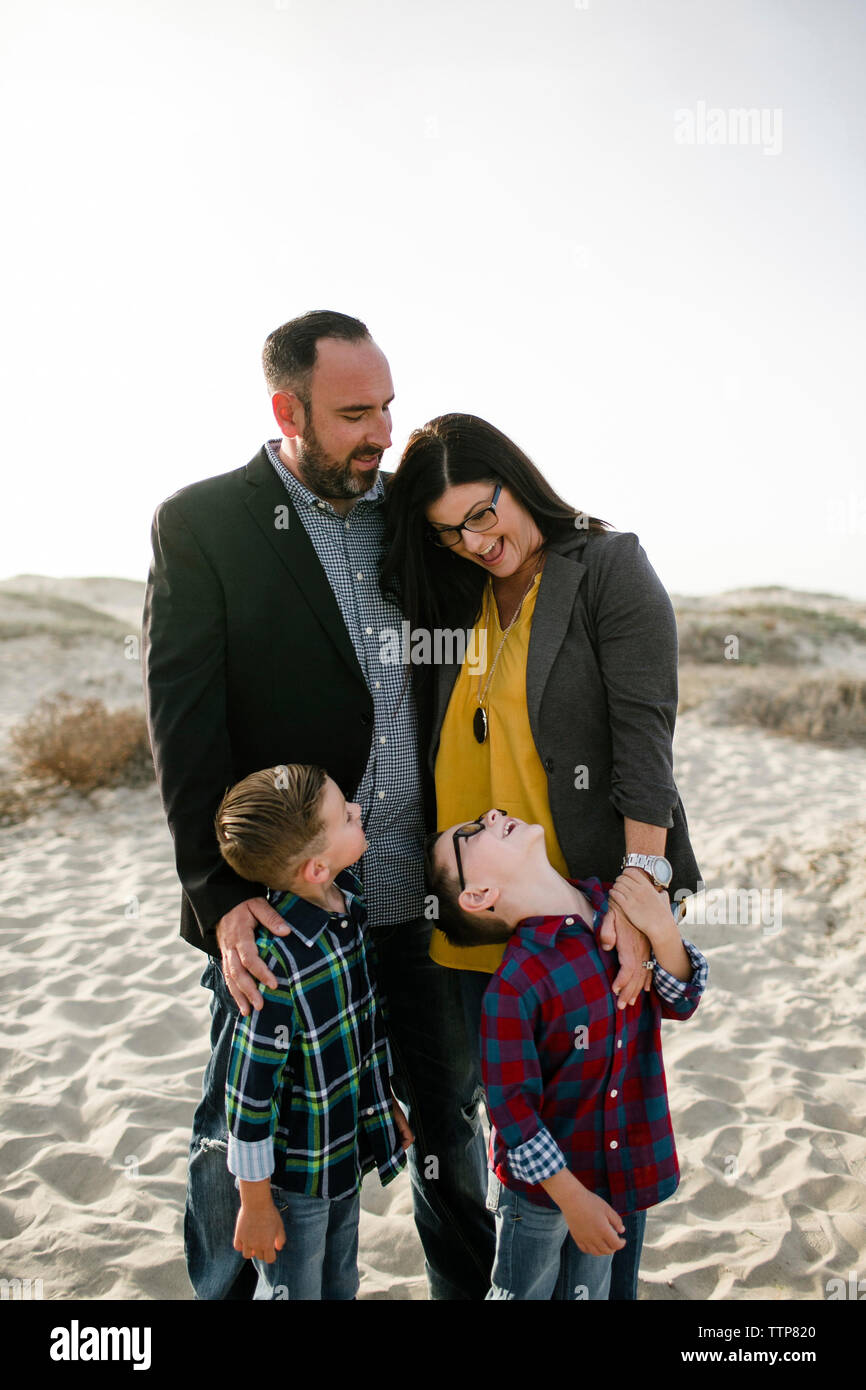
[
  {"xmin": 609, "ymin": 868, "xmax": 693, "ymax": 982},
  {"xmin": 608, "ymin": 867, "xmax": 677, "ymax": 945},
  {"xmin": 597, "ymin": 903, "xmax": 653, "ymax": 1007}
]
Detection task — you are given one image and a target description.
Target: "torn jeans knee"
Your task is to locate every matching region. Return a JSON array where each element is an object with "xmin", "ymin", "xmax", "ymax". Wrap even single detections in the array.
[{"xmin": 197, "ymin": 1136, "xmax": 228, "ymax": 1154}]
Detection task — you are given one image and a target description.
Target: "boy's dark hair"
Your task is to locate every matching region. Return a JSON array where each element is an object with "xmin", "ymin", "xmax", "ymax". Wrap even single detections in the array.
[
  {"xmin": 424, "ymin": 830, "xmax": 512, "ymax": 948},
  {"xmin": 215, "ymin": 764, "xmax": 329, "ymax": 887},
  {"xmin": 262, "ymin": 309, "xmax": 370, "ymax": 404}
]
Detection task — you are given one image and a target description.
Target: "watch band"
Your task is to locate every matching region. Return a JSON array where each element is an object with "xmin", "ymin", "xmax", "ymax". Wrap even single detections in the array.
[{"xmin": 621, "ymin": 852, "xmax": 672, "ymax": 891}]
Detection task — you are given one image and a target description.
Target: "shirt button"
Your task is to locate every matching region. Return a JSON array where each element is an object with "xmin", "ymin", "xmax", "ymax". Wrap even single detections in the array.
[
  {"xmin": 379, "ymin": 736, "xmax": 386, "ymax": 744},
  {"xmin": 365, "ymin": 626, "xmax": 373, "ymax": 635},
  {"xmin": 344, "ymin": 521, "xmax": 351, "ymax": 530},
  {"xmin": 378, "ymin": 790, "xmax": 384, "ymax": 799},
  {"xmin": 374, "ymin": 681, "xmax": 381, "ymax": 689},
  {"xmin": 317, "ymin": 501, "xmax": 327, "ymax": 510},
  {"xmin": 616, "ymin": 1040, "xmax": 622, "ymax": 1049},
  {"xmin": 365, "ymin": 1108, "xmax": 374, "ymax": 1117},
  {"xmin": 610, "ymin": 1089, "xmax": 618, "ymax": 1098},
  {"xmin": 565, "ymin": 917, "xmax": 574, "ymax": 925},
  {"xmin": 356, "ymin": 572, "xmax": 364, "ymax": 581},
  {"xmin": 610, "ymin": 1140, "xmax": 618, "ymax": 1150},
  {"xmin": 340, "ymin": 919, "xmax": 348, "ymax": 928}
]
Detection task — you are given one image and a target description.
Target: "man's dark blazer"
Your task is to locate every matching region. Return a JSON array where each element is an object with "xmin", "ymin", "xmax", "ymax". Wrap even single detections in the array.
[{"xmin": 142, "ymin": 446, "xmax": 432, "ymax": 957}]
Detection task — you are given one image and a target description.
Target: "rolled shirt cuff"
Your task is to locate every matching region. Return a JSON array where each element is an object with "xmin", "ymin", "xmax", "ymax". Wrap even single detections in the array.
[
  {"xmin": 226, "ymin": 1134, "xmax": 274, "ymax": 1183},
  {"xmin": 652, "ymin": 937, "xmax": 708, "ymax": 1003},
  {"xmin": 608, "ymin": 789, "xmax": 675, "ymax": 829},
  {"xmin": 506, "ymin": 1124, "xmax": 568, "ymax": 1185}
]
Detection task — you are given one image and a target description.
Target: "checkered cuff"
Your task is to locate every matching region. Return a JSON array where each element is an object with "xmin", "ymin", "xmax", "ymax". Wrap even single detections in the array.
[
  {"xmin": 652, "ymin": 938, "xmax": 708, "ymax": 1004},
  {"xmin": 506, "ymin": 1125, "xmax": 568, "ymax": 1185}
]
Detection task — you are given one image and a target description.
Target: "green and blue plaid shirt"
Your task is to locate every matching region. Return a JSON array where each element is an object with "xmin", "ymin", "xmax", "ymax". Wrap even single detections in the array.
[{"xmin": 225, "ymin": 869, "xmax": 406, "ymax": 1198}]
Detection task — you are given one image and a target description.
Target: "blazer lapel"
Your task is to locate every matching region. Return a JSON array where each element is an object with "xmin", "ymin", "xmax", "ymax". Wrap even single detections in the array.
[
  {"xmin": 429, "ymin": 660, "xmax": 461, "ymax": 775},
  {"xmin": 242, "ymin": 447, "xmax": 366, "ymax": 687},
  {"xmin": 525, "ymin": 543, "xmax": 587, "ymax": 750}
]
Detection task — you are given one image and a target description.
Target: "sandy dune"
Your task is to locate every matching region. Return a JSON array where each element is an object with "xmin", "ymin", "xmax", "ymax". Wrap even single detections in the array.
[{"xmin": 0, "ymin": 576, "xmax": 863, "ymax": 1300}]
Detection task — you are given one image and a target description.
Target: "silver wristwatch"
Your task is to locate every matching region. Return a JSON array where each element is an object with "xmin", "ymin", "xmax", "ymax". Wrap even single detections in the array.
[{"xmin": 621, "ymin": 853, "xmax": 673, "ymax": 891}]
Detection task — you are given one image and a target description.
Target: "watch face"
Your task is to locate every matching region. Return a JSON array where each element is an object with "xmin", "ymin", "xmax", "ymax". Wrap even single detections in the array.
[{"xmin": 652, "ymin": 856, "xmax": 673, "ymax": 888}]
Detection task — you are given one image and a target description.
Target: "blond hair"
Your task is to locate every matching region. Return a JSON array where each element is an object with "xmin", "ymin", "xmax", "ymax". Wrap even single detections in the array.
[{"xmin": 215, "ymin": 764, "xmax": 328, "ymax": 886}]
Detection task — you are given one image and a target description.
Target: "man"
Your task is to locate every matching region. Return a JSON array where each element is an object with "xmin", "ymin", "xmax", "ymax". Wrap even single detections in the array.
[{"xmin": 143, "ymin": 310, "xmax": 495, "ymax": 1299}]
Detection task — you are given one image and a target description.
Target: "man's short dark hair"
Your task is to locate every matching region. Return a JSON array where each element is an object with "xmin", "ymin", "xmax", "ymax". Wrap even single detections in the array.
[
  {"xmin": 424, "ymin": 831, "xmax": 512, "ymax": 949},
  {"xmin": 262, "ymin": 309, "xmax": 370, "ymax": 404}
]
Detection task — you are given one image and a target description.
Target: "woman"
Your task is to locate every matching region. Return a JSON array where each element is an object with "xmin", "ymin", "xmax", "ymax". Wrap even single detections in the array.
[{"xmin": 381, "ymin": 413, "xmax": 701, "ymax": 1299}]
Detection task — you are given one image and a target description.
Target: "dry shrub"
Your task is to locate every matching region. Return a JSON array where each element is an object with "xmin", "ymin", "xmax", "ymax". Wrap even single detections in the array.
[
  {"xmin": 0, "ymin": 784, "xmax": 40, "ymax": 826},
  {"xmin": 675, "ymin": 603, "xmax": 866, "ymax": 668},
  {"xmin": 677, "ymin": 665, "xmax": 724, "ymax": 714},
  {"xmin": 9, "ymin": 694, "xmax": 155, "ymax": 791},
  {"xmin": 675, "ymin": 617, "xmax": 802, "ymax": 666},
  {"xmin": 725, "ymin": 674, "xmax": 866, "ymax": 747}
]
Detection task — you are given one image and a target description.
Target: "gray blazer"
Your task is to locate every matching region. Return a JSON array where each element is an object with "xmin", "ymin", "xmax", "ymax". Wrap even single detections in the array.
[{"xmin": 428, "ymin": 527, "xmax": 701, "ymax": 898}]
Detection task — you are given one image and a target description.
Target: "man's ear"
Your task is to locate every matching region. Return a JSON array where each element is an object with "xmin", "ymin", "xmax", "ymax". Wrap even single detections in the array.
[
  {"xmin": 271, "ymin": 390, "xmax": 306, "ymax": 439},
  {"xmin": 458, "ymin": 885, "xmax": 500, "ymax": 915}
]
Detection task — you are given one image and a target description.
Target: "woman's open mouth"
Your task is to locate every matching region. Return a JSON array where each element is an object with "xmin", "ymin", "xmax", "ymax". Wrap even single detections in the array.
[{"xmin": 478, "ymin": 536, "xmax": 505, "ymax": 565}]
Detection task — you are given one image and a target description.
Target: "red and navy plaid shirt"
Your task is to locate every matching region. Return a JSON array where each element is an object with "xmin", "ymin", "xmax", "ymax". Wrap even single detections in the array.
[{"xmin": 480, "ymin": 877, "xmax": 707, "ymax": 1216}]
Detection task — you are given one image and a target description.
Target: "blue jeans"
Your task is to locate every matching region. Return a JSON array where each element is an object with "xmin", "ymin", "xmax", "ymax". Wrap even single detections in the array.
[
  {"xmin": 458, "ymin": 970, "xmax": 647, "ymax": 1301},
  {"xmin": 185, "ymin": 917, "xmax": 495, "ymax": 1300},
  {"xmin": 184, "ymin": 959, "xmax": 257, "ymax": 1301},
  {"xmin": 252, "ymin": 1189, "xmax": 360, "ymax": 1300},
  {"xmin": 371, "ymin": 916, "xmax": 495, "ymax": 1299},
  {"xmin": 485, "ymin": 1173, "xmax": 613, "ymax": 1300}
]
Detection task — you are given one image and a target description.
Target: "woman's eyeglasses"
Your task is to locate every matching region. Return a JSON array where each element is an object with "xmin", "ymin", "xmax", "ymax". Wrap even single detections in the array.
[{"xmin": 427, "ymin": 484, "xmax": 502, "ymax": 548}]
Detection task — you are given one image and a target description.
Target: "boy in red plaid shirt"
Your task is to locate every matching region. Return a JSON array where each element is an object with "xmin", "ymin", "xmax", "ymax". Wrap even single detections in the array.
[{"xmin": 426, "ymin": 808, "xmax": 707, "ymax": 1300}]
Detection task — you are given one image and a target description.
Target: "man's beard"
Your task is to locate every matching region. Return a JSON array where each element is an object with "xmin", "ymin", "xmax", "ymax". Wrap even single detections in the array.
[{"xmin": 294, "ymin": 418, "xmax": 380, "ymax": 500}]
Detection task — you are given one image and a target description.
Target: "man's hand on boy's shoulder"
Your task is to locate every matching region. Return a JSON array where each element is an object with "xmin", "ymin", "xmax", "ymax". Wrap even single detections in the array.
[
  {"xmin": 217, "ymin": 897, "xmax": 293, "ymax": 1016},
  {"xmin": 597, "ymin": 902, "xmax": 653, "ymax": 1010}
]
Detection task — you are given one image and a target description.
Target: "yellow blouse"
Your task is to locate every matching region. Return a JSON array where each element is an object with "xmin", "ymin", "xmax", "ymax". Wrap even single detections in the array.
[{"xmin": 431, "ymin": 572, "xmax": 569, "ymax": 973}]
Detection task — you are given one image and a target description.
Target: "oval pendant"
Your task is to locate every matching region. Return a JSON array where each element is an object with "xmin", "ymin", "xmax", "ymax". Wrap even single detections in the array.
[{"xmin": 473, "ymin": 706, "xmax": 488, "ymax": 744}]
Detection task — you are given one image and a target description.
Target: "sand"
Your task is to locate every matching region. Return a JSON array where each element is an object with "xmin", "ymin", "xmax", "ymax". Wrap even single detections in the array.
[{"xmin": 0, "ymin": 576, "xmax": 864, "ymax": 1300}]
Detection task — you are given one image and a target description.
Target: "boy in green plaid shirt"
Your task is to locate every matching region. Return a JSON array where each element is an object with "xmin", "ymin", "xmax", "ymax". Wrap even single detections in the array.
[{"xmin": 215, "ymin": 764, "xmax": 413, "ymax": 1300}]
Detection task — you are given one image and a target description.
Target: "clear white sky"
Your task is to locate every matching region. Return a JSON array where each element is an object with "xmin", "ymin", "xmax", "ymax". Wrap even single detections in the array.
[{"xmin": 2, "ymin": 0, "xmax": 864, "ymax": 598}]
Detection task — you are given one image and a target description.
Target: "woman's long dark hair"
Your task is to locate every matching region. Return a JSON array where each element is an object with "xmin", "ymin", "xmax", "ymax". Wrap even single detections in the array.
[{"xmin": 380, "ymin": 414, "xmax": 612, "ymax": 677}]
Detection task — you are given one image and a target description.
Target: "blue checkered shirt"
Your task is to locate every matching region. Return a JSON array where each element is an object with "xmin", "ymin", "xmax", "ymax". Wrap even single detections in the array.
[{"xmin": 266, "ymin": 441, "xmax": 426, "ymax": 927}]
